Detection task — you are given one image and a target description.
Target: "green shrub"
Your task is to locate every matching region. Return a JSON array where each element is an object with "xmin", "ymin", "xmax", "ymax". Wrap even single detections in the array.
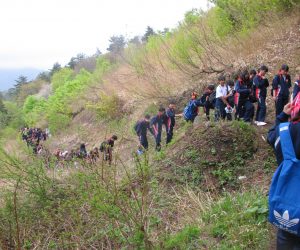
[{"xmin": 51, "ymin": 68, "xmax": 74, "ymax": 91}]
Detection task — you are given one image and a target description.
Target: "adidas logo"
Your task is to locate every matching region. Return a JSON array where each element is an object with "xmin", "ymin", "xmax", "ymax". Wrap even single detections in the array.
[{"xmin": 274, "ymin": 210, "xmax": 299, "ymax": 228}]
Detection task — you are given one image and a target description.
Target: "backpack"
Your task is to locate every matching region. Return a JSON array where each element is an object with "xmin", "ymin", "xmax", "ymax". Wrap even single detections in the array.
[
  {"xmin": 99, "ymin": 141, "xmax": 107, "ymax": 152},
  {"xmin": 183, "ymin": 100, "xmax": 197, "ymax": 120},
  {"xmin": 269, "ymin": 122, "xmax": 300, "ymax": 236}
]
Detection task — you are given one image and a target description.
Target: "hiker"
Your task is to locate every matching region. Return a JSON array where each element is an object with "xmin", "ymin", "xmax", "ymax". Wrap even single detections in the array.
[
  {"xmin": 293, "ymin": 74, "xmax": 300, "ymax": 100},
  {"xmin": 215, "ymin": 75, "xmax": 231, "ymax": 121},
  {"xmin": 226, "ymin": 80, "xmax": 235, "ymax": 121},
  {"xmin": 235, "ymin": 71, "xmax": 254, "ymax": 122},
  {"xmin": 253, "ymin": 65, "xmax": 269, "ymax": 126},
  {"xmin": 272, "ymin": 64, "xmax": 292, "ymax": 116},
  {"xmin": 183, "ymin": 92, "xmax": 202, "ymax": 123},
  {"xmin": 100, "ymin": 135, "xmax": 118, "ymax": 164},
  {"xmin": 267, "ymin": 97, "xmax": 300, "ymax": 249},
  {"xmin": 200, "ymin": 84, "xmax": 215, "ymax": 121},
  {"xmin": 151, "ymin": 107, "xmax": 168, "ymax": 151},
  {"xmin": 79, "ymin": 143, "xmax": 88, "ymax": 159},
  {"xmin": 166, "ymin": 101, "xmax": 176, "ymax": 144},
  {"xmin": 135, "ymin": 114, "xmax": 153, "ymax": 152}
]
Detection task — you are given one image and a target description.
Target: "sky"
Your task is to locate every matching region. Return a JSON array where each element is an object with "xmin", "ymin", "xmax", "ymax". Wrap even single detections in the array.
[{"xmin": 0, "ymin": 0, "xmax": 209, "ymax": 71}]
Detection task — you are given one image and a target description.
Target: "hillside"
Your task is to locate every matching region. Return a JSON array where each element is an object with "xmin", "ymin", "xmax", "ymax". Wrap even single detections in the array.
[{"xmin": 0, "ymin": 1, "xmax": 300, "ymax": 249}]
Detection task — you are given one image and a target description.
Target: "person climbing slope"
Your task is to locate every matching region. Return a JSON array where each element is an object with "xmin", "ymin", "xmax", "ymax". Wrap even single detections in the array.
[
  {"xmin": 166, "ymin": 101, "xmax": 176, "ymax": 144},
  {"xmin": 151, "ymin": 107, "xmax": 168, "ymax": 151},
  {"xmin": 215, "ymin": 75, "xmax": 231, "ymax": 121},
  {"xmin": 100, "ymin": 135, "xmax": 118, "ymax": 164},
  {"xmin": 134, "ymin": 114, "xmax": 153, "ymax": 152},
  {"xmin": 183, "ymin": 92, "xmax": 202, "ymax": 123}
]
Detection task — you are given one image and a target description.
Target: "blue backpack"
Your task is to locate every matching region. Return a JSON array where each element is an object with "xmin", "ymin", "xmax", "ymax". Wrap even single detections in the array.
[
  {"xmin": 269, "ymin": 122, "xmax": 300, "ymax": 236},
  {"xmin": 183, "ymin": 100, "xmax": 197, "ymax": 121}
]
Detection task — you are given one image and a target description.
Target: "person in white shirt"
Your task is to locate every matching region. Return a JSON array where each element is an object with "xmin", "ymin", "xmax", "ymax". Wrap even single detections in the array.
[{"xmin": 215, "ymin": 75, "xmax": 231, "ymax": 121}]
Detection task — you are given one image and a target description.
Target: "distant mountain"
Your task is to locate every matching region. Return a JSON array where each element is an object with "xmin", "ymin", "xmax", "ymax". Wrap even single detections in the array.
[{"xmin": 0, "ymin": 68, "xmax": 43, "ymax": 91}]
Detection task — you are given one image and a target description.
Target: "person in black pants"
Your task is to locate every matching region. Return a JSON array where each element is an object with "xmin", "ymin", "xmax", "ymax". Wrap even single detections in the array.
[
  {"xmin": 166, "ymin": 101, "xmax": 176, "ymax": 144},
  {"xmin": 272, "ymin": 64, "xmax": 292, "ymax": 116},
  {"xmin": 135, "ymin": 114, "xmax": 153, "ymax": 151}
]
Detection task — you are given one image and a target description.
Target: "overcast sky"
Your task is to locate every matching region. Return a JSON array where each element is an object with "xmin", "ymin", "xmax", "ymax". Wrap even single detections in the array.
[{"xmin": 0, "ymin": 0, "xmax": 209, "ymax": 70}]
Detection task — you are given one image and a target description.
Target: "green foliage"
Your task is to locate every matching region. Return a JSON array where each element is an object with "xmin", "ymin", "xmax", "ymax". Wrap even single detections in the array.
[
  {"xmin": 203, "ymin": 190, "xmax": 269, "ymax": 249},
  {"xmin": 87, "ymin": 92, "xmax": 123, "ymax": 121},
  {"xmin": 206, "ymin": 6, "xmax": 234, "ymax": 39},
  {"xmin": 51, "ymin": 67, "xmax": 73, "ymax": 91},
  {"xmin": 164, "ymin": 225, "xmax": 201, "ymax": 249}
]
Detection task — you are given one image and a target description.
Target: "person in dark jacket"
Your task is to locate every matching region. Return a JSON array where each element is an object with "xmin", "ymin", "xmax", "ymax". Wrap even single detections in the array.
[
  {"xmin": 267, "ymin": 102, "xmax": 300, "ymax": 249},
  {"xmin": 253, "ymin": 65, "xmax": 269, "ymax": 126},
  {"xmin": 272, "ymin": 64, "xmax": 292, "ymax": 116},
  {"xmin": 166, "ymin": 101, "xmax": 176, "ymax": 144},
  {"xmin": 200, "ymin": 84, "xmax": 215, "ymax": 121},
  {"xmin": 135, "ymin": 114, "xmax": 153, "ymax": 150},
  {"xmin": 79, "ymin": 143, "xmax": 88, "ymax": 159},
  {"xmin": 293, "ymin": 75, "xmax": 300, "ymax": 100},
  {"xmin": 235, "ymin": 70, "xmax": 254, "ymax": 122},
  {"xmin": 102, "ymin": 135, "xmax": 118, "ymax": 164},
  {"xmin": 151, "ymin": 107, "xmax": 168, "ymax": 151}
]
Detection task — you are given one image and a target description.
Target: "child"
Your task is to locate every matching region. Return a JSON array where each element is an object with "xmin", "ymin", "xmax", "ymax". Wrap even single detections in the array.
[
  {"xmin": 200, "ymin": 84, "xmax": 215, "ymax": 121},
  {"xmin": 166, "ymin": 101, "xmax": 176, "ymax": 144},
  {"xmin": 267, "ymin": 98, "xmax": 300, "ymax": 249},
  {"xmin": 253, "ymin": 65, "xmax": 269, "ymax": 126},
  {"xmin": 226, "ymin": 80, "xmax": 235, "ymax": 121},
  {"xmin": 183, "ymin": 92, "xmax": 202, "ymax": 123},
  {"xmin": 100, "ymin": 135, "xmax": 118, "ymax": 164},
  {"xmin": 135, "ymin": 114, "xmax": 153, "ymax": 151},
  {"xmin": 235, "ymin": 71, "xmax": 254, "ymax": 122},
  {"xmin": 272, "ymin": 64, "xmax": 292, "ymax": 116},
  {"xmin": 151, "ymin": 107, "xmax": 168, "ymax": 151},
  {"xmin": 215, "ymin": 75, "xmax": 231, "ymax": 121}
]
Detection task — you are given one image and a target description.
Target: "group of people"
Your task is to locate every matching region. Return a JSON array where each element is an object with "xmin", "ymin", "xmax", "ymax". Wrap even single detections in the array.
[
  {"xmin": 53, "ymin": 135, "xmax": 118, "ymax": 165},
  {"xmin": 183, "ymin": 64, "xmax": 300, "ymax": 126},
  {"xmin": 21, "ymin": 127, "xmax": 49, "ymax": 154}
]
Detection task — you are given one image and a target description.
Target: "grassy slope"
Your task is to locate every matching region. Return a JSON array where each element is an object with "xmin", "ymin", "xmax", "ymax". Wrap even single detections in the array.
[{"xmin": 0, "ymin": 7, "xmax": 299, "ymax": 250}]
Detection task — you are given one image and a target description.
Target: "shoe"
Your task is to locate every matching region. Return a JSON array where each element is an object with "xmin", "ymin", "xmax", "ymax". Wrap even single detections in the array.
[{"xmin": 257, "ymin": 122, "xmax": 267, "ymax": 126}]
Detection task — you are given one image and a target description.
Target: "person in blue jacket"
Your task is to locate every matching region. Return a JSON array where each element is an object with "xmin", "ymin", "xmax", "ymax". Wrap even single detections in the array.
[
  {"xmin": 293, "ymin": 75, "xmax": 300, "ymax": 100},
  {"xmin": 272, "ymin": 64, "xmax": 292, "ymax": 116},
  {"xmin": 235, "ymin": 70, "xmax": 254, "ymax": 122},
  {"xmin": 151, "ymin": 107, "xmax": 168, "ymax": 151},
  {"xmin": 166, "ymin": 101, "xmax": 176, "ymax": 144},
  {"xmin": 253, "ymin": 65, "xmax": 269, "ymax": 126},
  {"xmin": 267, "ymin": 102, "xmax": 300, "ymax": 248},
  {"xmin": 184, "ymin": 92, "xmax": 202, "ymax": 122},
  {"xmin": 135, "ymin": 114, "xmax": 153, "ymax": 151}
]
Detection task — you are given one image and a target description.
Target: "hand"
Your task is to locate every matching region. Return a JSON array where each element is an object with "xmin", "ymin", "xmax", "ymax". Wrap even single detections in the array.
[
  {"xmin": 227, "ymin": 104, "xmax": 231, "ymax": 108},
  {"xmin": 273, "ymin": 96, "xmax": 277, "ymax": 102},
  {"xmin": 283, "ymin": 103, "xmax": 294, "ymax": 115}
]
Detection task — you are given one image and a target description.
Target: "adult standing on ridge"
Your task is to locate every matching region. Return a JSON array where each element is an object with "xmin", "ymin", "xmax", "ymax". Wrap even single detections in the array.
[
  {"xmin": 267, "ymin": 95, "xmax": 300, "ymax": 249},
  {"xmin": 253, "ymin": 65, "xmax": 269, "ymax": 126},
  {"xmin": 166, "ymin": 101, "xmax": 176, "ymax": 144},
  {"xmin": 272, "ymin": 64, "xmax": 292, "ymax": 116},
  {"xmin": 151, "ymin": 107, "xmax": 168, "ymax": 152}
]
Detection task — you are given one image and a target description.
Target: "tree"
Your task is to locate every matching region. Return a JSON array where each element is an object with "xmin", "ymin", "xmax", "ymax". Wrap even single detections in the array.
[
  {"xmin": 67, "ymin": 53, "xmax": 87, "ymax": 69},
  {"xmin": 37, "ymin": 71, "xmax": 51, "ymax": 82},
  {"xmin": 142, "ymin": 26, "xmax": 155, "ymax": 42},
  {"xmin": 94, "ymin": 48, "xmax": 102, "ymax": 57},
  {"xmin": 49, "ymin": 62, "xmax": 61, "ymax": 77},
  {"xmin": 129, "ymin": 36, "xmax": 142, "ymax": 45},
  {"xmin": 107, "ymin": 35, "xmax": 126, "ymax": 54},
  {"xmin": 0, "ymin": 95, "xmax": 7, "ymax": 114},
  {"xmin": 15, "ymin": 75, "xmax": 28, "ymax": 86}
]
